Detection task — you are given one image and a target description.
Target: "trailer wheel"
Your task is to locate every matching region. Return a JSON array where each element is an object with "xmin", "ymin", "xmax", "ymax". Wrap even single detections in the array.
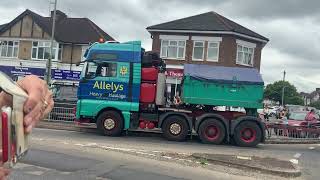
[
  {"xmin": 162, "ymin": 115, "xmax": 189, "ymax": 141},
  {"xmin": 233, "ymin": 121, "xmax": 262, "ymax": 147},
  {"xmin": 198, "ymin": 119, "xmax": 225, "ymax": 144},
  {"xmin": 97, "ymin": 110, "xmax": 123, "ymax": 136}
]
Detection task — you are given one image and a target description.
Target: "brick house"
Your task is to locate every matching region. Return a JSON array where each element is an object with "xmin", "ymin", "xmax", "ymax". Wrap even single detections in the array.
[
  {"xmin": 146, "ymin": 11, "xmax": 268, "ymax": 100},
  {"xmin": 0, "ymin": 9, "xmax": 114, "ymax": 84},
  {"xmin": 301, "ymin": 88, "xmax": 320, "ymax": 105}
]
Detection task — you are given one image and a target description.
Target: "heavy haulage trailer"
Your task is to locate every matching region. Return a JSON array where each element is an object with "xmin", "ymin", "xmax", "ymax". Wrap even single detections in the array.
[{"xmin": 75, "ymin": 41, "xmax": 265, "ymax": 147}]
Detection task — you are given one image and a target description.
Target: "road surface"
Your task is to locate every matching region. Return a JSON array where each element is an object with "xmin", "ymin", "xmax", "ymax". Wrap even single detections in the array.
[{"xmin": 9, "ymin": 128, "xmax": 320, "ymax": 180}]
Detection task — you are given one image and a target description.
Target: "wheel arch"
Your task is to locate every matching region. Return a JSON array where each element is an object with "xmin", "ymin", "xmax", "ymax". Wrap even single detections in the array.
[
  {"xmin": 195, "ymin": 113, "xmax": 229, "ymax": 142},
  {"xmin": 159, "ymin": 112, "xmax": 193, "ymax": 132},
  {"xmin": 96, "ymin": 107, "xmax": 125, "ymax": 124},
  {"xmin": 231, "ymin": 116, "xmax": 266, "ymax": 142}
]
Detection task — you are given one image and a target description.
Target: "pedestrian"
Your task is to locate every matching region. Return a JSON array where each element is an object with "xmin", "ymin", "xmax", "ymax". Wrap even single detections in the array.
[
  {"xmin": 0, "ymin": 75, "xmax": 54, "ymax": 179},
  {"xmin": 280, "ymin": 108, "xmax": 287, "ymax": 119},
  {"xmin": 263, "ymin": 106, "xmax": 269, "ymax": 121},
  {"xmin": 305, "ymin": 109, "xmax": 318, "ymax": 124}
]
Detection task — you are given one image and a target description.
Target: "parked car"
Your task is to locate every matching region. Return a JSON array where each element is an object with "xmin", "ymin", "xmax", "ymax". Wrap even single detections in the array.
[
  {"xmin": 275, "ymin": 111, "xmax": 320, "ymax": 138},
  {"xmin": 52, "ymin": 84, "xmax": 78, "ymax": 105},
  {"xmin": 50, "ymin": 84, "xmax": 78, "ymax": 121}
]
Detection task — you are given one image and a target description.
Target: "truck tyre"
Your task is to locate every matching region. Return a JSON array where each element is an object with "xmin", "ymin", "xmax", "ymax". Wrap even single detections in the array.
[
  {"xmin": 198, "ymin": 119, "xmax": 225, "ymax": 144},
  {"xmin": 97, "ymin": 110, "xmax": 123, "ymax": 136},
  {"xmin": 233, "ymin": 121, "xmax": 262, "ymax": 147},
  {"xmin": 162, "ymin": 115, "xmax": 189, "ymax": 141}
]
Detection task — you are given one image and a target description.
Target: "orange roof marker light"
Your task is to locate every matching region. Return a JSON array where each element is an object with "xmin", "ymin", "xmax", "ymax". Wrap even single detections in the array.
[{"xmin": 98, "ymin": 38, "xmax": 105, "ymax": 43}]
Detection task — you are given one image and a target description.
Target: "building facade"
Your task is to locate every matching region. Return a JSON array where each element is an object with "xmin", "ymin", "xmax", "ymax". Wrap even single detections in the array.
[
  {"xmin": 301, "ymin": 88, "xmax": 320, "ymax": 106},
  {"xmin": 147, "ymin": 12, "xmax": 269, "ymax": 99},
  {"xmin": 0, "ymin": 9, "xmax": 114, "ymax": 85}
]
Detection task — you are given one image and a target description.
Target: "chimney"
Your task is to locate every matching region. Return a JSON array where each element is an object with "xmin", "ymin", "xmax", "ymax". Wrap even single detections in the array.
[{"xmin": 51, "ymin": 10, "xmax": 67, "ymax": 21}]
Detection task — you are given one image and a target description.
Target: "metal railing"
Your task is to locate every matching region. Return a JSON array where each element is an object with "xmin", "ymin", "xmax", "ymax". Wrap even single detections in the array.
[
  {"xmin": 265, "ymin": 122, "xmax": 320, "ymax": 140},
  {"xmin": 45, "ymin": 102, "xmax": 76, "ymax": 122}
]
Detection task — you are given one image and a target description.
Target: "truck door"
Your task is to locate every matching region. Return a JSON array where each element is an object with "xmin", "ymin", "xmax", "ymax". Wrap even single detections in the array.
[{"xmin": 78, "ymin": 61, "xmax": 130, "ymax": 102}]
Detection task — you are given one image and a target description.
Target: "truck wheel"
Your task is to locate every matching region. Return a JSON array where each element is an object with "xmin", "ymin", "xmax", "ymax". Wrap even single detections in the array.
[
  {"xmin": 233, "ymin": 121, "xmax": 262, "ymax": 147},
  {"xmin": 198, "ymin": 119, "xmax": 225, "ymax": 144},
  {"xmin": 162, "ymin": 115, "xmax": 189, "ymax": 141},
  {"xmin": 97, "ymin": 110, "xmax": 123, "ymax": 136}
]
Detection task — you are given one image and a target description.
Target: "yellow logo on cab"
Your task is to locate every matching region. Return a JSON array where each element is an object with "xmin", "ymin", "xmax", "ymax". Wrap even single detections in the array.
[{"xmin": 120, "ymin": 66, "xmax": 128, "ymax": 76}]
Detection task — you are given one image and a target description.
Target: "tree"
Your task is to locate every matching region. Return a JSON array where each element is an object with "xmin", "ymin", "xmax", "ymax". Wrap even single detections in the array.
[
  {"xmin": 264, "ymin": 81, "xmax": 304, "ymax": 105},
  {"xmin": 309, "ymin": 101, "xmax": 320, "ymax": 109}
]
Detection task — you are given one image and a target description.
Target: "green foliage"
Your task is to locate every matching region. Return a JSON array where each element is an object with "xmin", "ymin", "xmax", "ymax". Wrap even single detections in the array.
[
  {"xmin": 309, "ymin": 101, "xmax": 320, "ymax": 109},
  {"xmin": 264, "ymin": 81, "xmax": 304, "ymax": 105}
]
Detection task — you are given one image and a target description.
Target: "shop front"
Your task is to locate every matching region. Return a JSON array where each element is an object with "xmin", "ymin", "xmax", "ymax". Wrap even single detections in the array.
[
  {"xmin": 165, "ymin": 66, "xmax": 184, "ymax": 104},
  {"xmin": 0, "ymin": 65, "xmax": 81, "ymax": 84}
]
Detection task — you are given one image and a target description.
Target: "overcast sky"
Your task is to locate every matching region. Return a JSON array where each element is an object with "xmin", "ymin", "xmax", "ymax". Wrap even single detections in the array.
[{"xmin": 0, "ymin": 0, "xmax": 319, "ymax": 93}]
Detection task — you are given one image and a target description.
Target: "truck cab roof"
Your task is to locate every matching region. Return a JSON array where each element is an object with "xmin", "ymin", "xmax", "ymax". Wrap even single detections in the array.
[{"xmin": 84, "ymin": 41, "xmax": 142, "ymax": 63}]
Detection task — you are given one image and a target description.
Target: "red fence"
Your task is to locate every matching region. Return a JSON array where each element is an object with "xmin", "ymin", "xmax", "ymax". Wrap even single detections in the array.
[{"xmin": 265, "ymin": 122, "xmax": 320, "ymax": 140}]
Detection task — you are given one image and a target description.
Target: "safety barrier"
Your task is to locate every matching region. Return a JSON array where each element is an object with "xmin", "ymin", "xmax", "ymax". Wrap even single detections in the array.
[
  {"xmin": 265, "ymin": 122, "xmax": 320, "ymax": 140},
  {"xmin": 45, "ymin": 102, "xmax": 76, "ymax": 122}
]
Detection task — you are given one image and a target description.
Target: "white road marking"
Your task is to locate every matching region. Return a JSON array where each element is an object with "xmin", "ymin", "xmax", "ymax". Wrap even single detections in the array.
[
  {"xmin": 75, "ymin": 143, "xmax": 85, "ymax": 146},
  {"xmin": 162, "ymin": 156, "xmax": 173, "ymax": 159},
  {"xmin": 25, "ymin": 171, "xmax": 45, "ymax": 176},
  {"xmin": 135, "ymin": 151, "xmax": 157, "ymax": 156},
  {"xmin": 290, "ymin": 159, "xmax": 299, "ymax": 165},
  {"xmin": 236, "ymin": 156, "xmax": 252, "ymax": 160},
  {"xmin": 86, "ymin": 143, "xmax": 97, "ymax": 146},
  {"xmin": 294, "ymin": 153, "xmax": 301, "ymax": 159},
  {"xmin": 309, "ymin": 147, "xmax": 315, "ymax": 150}
]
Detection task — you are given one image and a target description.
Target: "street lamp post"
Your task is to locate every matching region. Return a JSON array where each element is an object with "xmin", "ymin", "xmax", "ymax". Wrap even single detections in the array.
[
  {"xmin": 46, "ymin": 0, "xmax": 57, "ymax": 86},
  {"xmin": 281, "ymin": 86, "xmax": 287, "ymax": 107}
]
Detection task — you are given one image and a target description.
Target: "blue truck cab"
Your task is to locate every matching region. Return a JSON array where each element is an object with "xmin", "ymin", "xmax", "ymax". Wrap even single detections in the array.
[{"xmin": 76, "ymin": 41, "xmax": 142, "ymax": 131}]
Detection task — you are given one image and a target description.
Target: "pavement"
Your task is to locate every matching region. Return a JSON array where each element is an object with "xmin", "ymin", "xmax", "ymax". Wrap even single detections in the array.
[
  {"xmin": 7, "ymin": 128, "xmax": 320, "ymax": 180},
  {"xmin": 192, "ymin": 153, "xmax": 300, "ymax": 177}
]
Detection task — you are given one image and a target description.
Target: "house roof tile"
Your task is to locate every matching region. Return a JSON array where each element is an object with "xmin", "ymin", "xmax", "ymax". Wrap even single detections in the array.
[
  {"xmin": 0, "ymin": 9, "xmax": 114, "ymax": 44},
  {"xmin": 147, "ymin": 11, "xmax": 268, "ymax": 42}
]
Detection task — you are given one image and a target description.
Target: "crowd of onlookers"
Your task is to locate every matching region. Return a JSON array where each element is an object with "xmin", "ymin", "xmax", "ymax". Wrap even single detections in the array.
[{"xmin": 259, "ymin": 105, "xmax": 319, "ymax": 122}]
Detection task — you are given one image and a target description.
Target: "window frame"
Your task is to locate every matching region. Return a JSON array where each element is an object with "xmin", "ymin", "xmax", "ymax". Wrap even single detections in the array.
[
  {"xmin": 192, "ymin": 40, "xmax": 205, "ymax": 61},
  {"xmin": 0, "ymin": 40, "xmax": 19, "ymax": 58},
  {"xmin": 31, "ymin": 41, "xmax": 61, "ymax": 61},
  {"xmin": 85, "ymin": 61, "xmax": 118, "ymax": 78},
  {"xmin": 206, "ymin": 41, "xmax": 220, "ymax": 62},
  {"xmin": 160, "ymin": 39, "xmax": 186, "ymax": 60},
  {"xmin": 236, "ymin": 40, "xmax": 256, "ymax": 67}
]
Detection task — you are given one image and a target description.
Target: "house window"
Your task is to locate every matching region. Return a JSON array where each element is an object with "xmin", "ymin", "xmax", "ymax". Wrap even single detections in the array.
[
  {"xmin": 207, "ymin": 42, "xmax": 219, "ymax": 62},
  {"xmin": 31, "ymin": 41, "xmax": 62, "ymax": 61},
  {"xmin": 0, "ymin": 40, "xmax": 19, "ymax": 58},
  {"xmin": 160, "ymin": 40, "xmax": 185, "ymax": 59},
  {"xmin": 236, "ymin": 41, "xmax": 255, "ymax": 66},
  {"xmin": 192, "ymin": 41, "xmax": 204, "ymax": 61}
]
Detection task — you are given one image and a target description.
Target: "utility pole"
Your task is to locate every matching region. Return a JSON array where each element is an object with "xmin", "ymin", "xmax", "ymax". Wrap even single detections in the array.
[
  {"xmin": 281, "ymin": 86, "xmax": 286, "ymax": 107},
  {"xmin": 281, "ymin": 70, "xmax": 286, "ymax": 107},
  {"xmin": 46, "ymin": 0, "xmax": 57, "ymax": 86}
]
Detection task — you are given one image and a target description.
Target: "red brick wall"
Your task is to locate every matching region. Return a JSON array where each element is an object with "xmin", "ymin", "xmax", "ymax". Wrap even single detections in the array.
[{"xmin": 150, "ymin": 32, "xmax": 264, "ymax": 71}]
